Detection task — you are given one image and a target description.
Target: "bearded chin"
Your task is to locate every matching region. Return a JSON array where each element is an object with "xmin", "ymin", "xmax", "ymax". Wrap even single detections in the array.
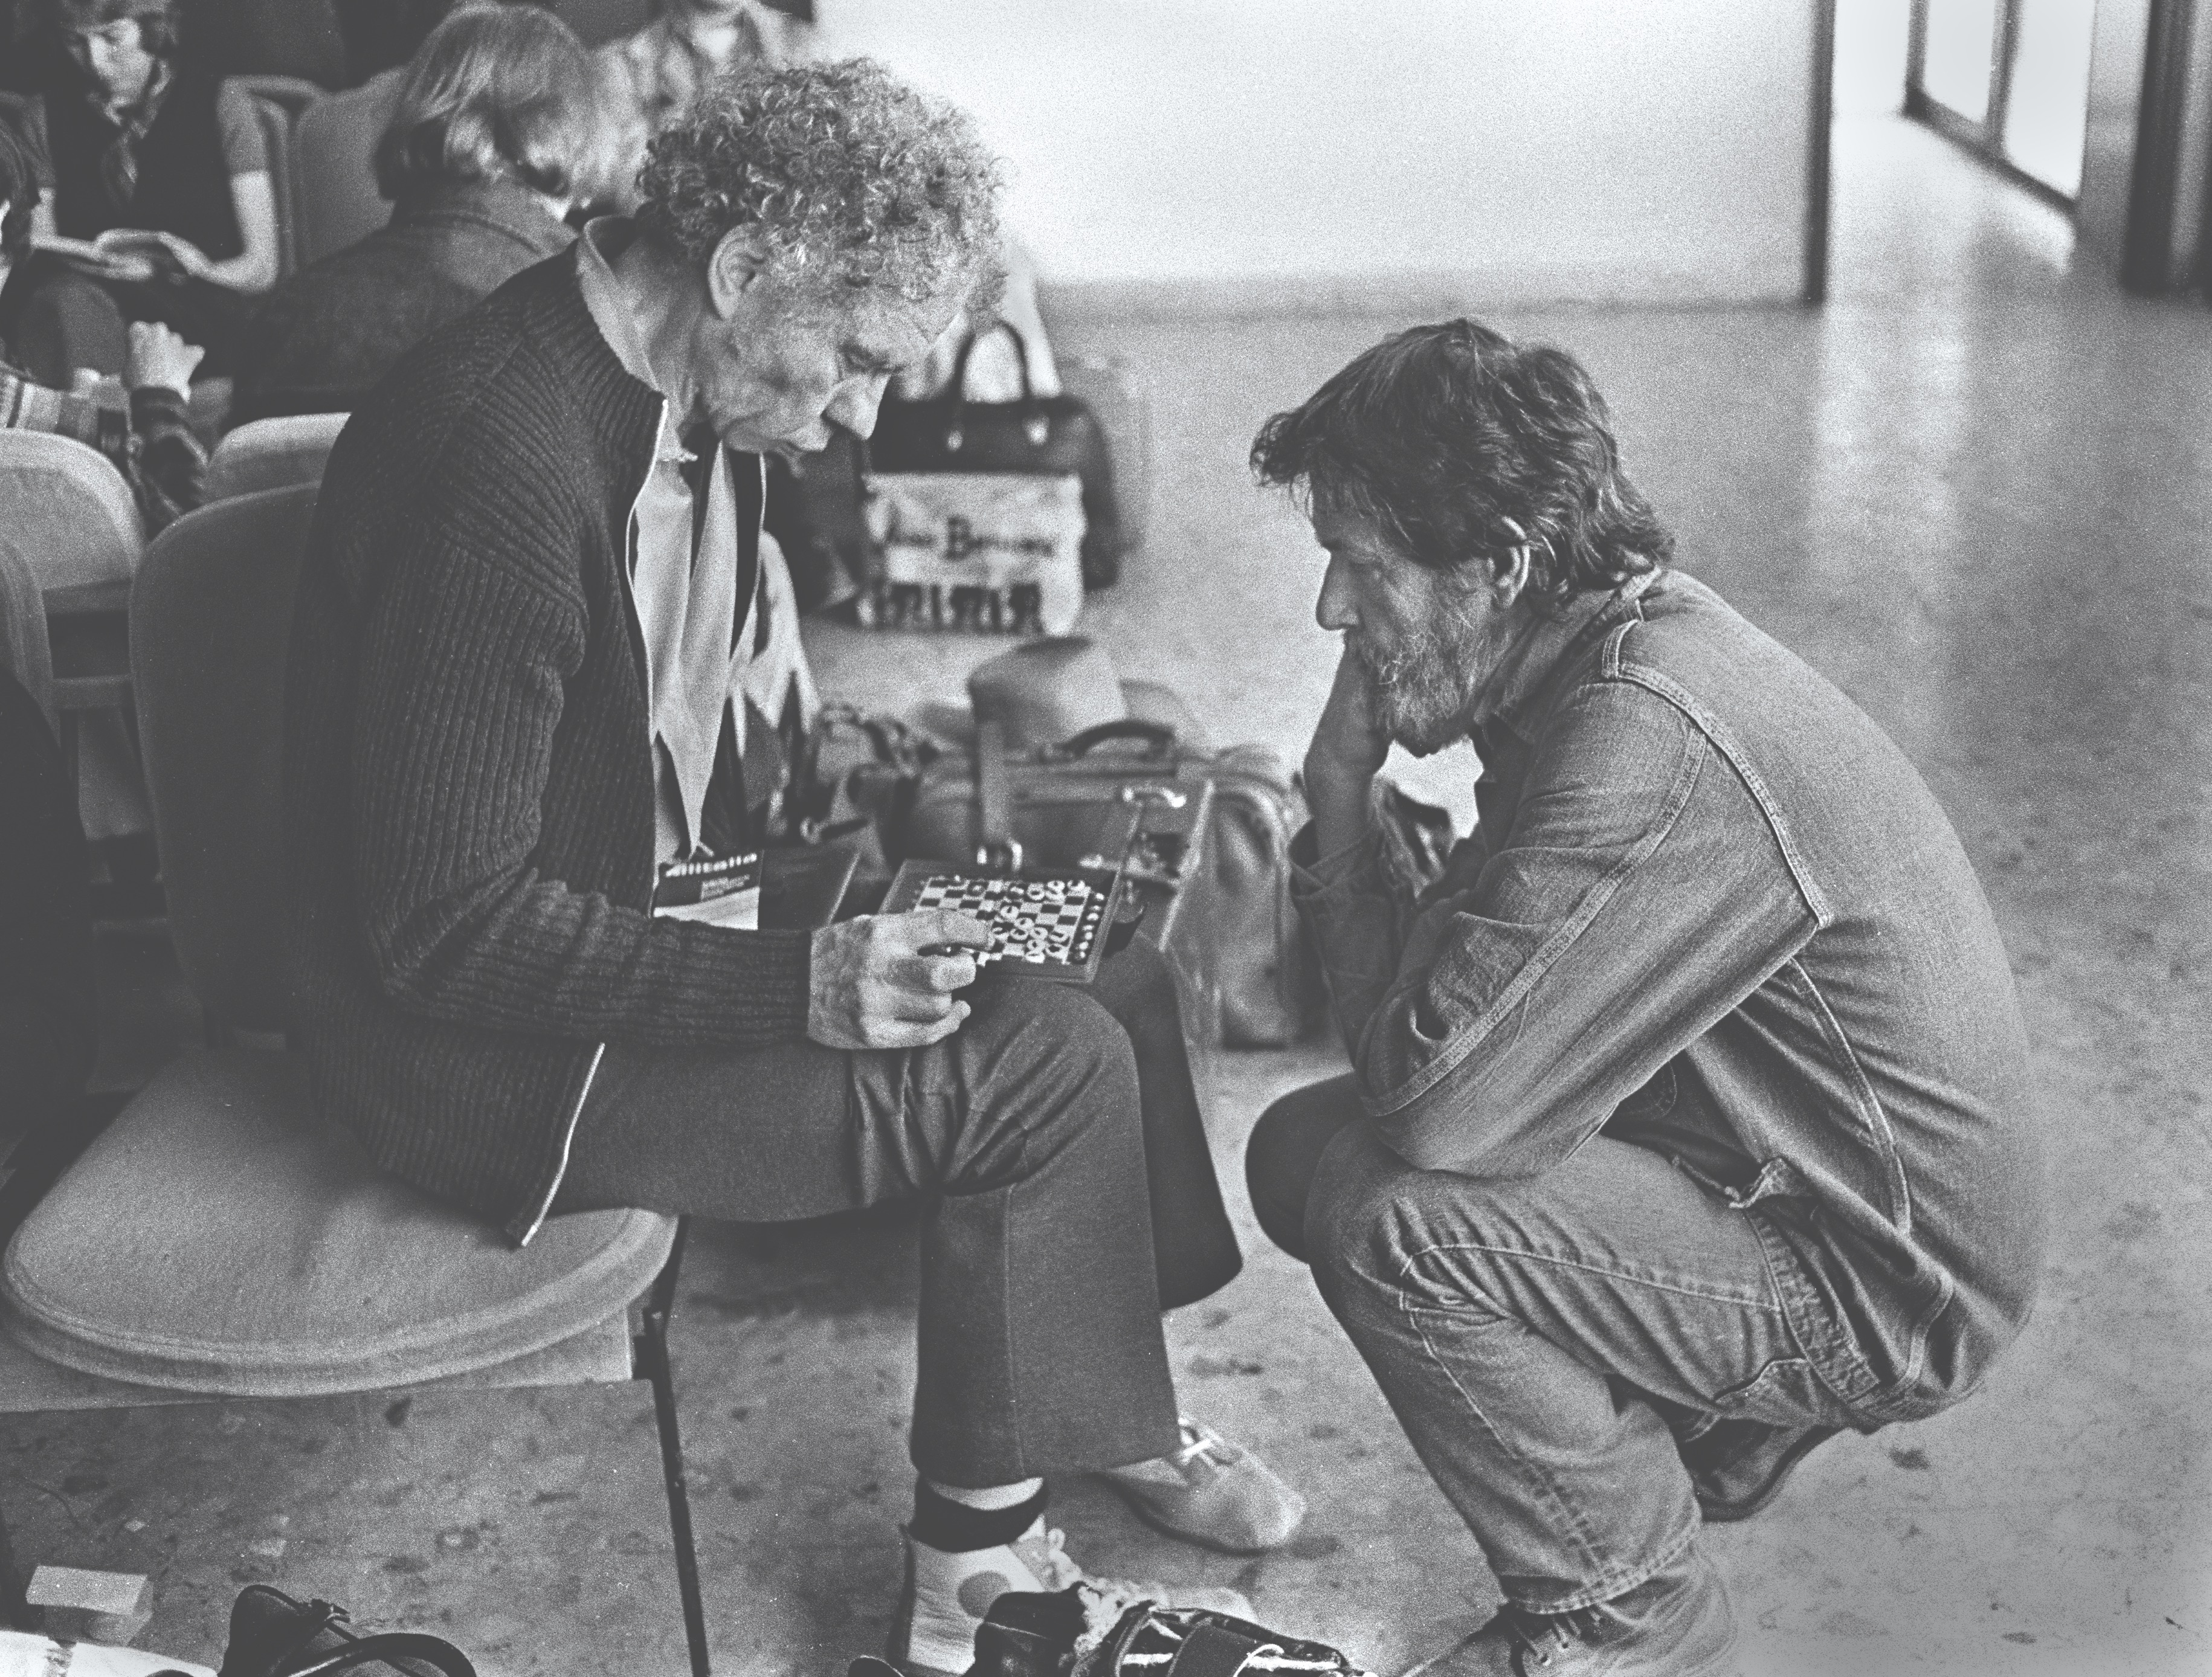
[{"xmin": 1357, "ymin": 636, "xmax": 1475, "ymax": 758}]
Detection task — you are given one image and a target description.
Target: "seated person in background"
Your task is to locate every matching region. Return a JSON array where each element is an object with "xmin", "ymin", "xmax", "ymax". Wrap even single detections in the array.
[
  {"xmin": 1245, "ymin": 324, "xmax": 2046, "ymax": 1676},
  {"xmin": 283, "ymin": 60, "xmax": 1303, "ymax": 1677},
  {"xmin": 0, "ymin": 0, "xmax": 278, "ymax": 384},
  {"xmin": 230, "ymin": 4, "xmax": 596, "ymax": 424},
  {"xmin": 0, "ymin": 119, "xmax": 204, "ymax": 529},
  {"xmin": 596, "ymin": 0, "xmax": 793, "ymax": 166}
]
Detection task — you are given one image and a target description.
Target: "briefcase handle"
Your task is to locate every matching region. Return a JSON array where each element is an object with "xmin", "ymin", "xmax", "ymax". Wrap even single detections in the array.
[{"xmin": 1045, "ymin": 719, "xmax": 1176, "ymax": 762}]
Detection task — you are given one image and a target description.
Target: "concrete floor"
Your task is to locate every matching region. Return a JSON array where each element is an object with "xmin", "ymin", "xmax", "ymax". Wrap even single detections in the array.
[{"xmin": 12, "ymin": 115, "xmax": 2210, "ymax": 1675}]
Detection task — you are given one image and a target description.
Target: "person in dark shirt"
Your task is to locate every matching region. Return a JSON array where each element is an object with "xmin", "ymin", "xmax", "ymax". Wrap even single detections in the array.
[
  {"xmin": 0, "ymin": 117, "xmax": 204, "ymax": 529},
  {"xmin": 0, "ymin": 0, "xmax": 279, "ymax": 382},
  {"xmin": 230, "ymin": 4, "xmax": 598, "ymax": 425}
]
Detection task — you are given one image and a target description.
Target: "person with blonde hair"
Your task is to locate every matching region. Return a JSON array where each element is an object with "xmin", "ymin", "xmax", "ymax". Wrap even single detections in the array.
[
  {"xmin": 0, "ymin": 119, "xmax": 204, "ymax": 529},
  {"xmin": 230, "ymin": 4, "xmax": 607, "ymax": 423}
]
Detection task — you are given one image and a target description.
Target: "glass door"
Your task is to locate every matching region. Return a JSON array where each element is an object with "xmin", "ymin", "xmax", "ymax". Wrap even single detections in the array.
[{"xmin": 1907, "ymin": 0, "xmax": 2098, "ymax": 200}]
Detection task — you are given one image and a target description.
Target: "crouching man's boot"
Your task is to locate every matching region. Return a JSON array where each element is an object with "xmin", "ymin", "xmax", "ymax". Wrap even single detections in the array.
[{"xmin": 1437, "ymin": 1546, "xmax": 1736, "ymax": 1677}]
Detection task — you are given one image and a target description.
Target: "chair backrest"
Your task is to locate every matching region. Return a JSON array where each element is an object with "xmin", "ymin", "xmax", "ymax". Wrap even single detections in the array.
[
  {"xmin": 227, "ymin": 74, "xmax": 326, "ymax": 278},
  {"xmin": 0, "ymin": 431, "xmax": 143, "ymax": 593},
  {"xmin": 131, "ymin": 483, "xmax": 320, "ymax": 1033},
  {"xmin": 205, "ymin": 413, "xmax": 349, "ymax": 501},
  {"xmin": 0, "ymin": 536, "xmax": 56, "ymax": 732},
  {"xmin": 293, "ymin": 69, "xmax": 404, "ymax": 268}
]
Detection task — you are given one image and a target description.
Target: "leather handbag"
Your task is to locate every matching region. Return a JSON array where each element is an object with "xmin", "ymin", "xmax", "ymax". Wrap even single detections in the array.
[
  {"xmin": 858, "ymin": 471, "xmax": 1087, "ymax": 636},
  {"xmin": 868, "ymin": 322, "xmax": 1126, "ymax": 591},
  {"xmin": 214, "ymin": 1588, "xmax": 474, "ymax": 1677}
]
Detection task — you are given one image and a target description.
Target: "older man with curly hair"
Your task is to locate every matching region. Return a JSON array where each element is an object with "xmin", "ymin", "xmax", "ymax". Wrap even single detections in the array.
[{"xmin": 282, "ymin": 59, "xmax": 1302, "ymax": 1672}]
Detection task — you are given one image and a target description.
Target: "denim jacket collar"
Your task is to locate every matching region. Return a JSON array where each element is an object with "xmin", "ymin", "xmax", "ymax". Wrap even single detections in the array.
[{"xmin": 1474, "ymin": 569, "xmax": 1662, "ymax": 748}]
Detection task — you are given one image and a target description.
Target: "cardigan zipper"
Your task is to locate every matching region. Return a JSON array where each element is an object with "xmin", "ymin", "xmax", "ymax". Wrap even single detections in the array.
[{"xmin": 518, "ymin": 1040, "xmax": 607, "ymax": 1246}]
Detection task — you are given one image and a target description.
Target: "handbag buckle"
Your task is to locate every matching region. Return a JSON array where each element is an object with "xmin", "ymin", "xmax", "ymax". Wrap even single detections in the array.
[{"xmin": 1118, "ymin": 784, "xmax": 1188, "ymax": 810}]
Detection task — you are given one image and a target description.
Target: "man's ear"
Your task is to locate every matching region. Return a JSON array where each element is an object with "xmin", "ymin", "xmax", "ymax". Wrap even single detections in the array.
[
  {"xmin": 1492, "ymin": 518, "xmax": 1535, "ymax": 605},
  {"xmin": 705, "ymin": 227, "xmax": 775, "ymax": 318}
]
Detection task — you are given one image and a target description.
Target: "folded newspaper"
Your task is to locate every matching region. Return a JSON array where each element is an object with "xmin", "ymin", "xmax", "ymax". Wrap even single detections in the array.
[{"xmin": 0, "ymin": 1630, "xmax": 211, "ymax": 1677}]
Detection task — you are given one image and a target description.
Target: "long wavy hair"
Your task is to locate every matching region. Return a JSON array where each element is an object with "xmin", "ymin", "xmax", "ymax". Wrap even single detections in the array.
[{"xmin": 1251, "ymin": 319, "xmax": 1672, "ymax": 608}]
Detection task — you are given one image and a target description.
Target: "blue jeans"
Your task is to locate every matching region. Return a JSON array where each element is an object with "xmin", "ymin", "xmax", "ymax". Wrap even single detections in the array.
[{"xmin": 1249, "ymin": 1075, "xmax": 1859, "ymax": 1615}]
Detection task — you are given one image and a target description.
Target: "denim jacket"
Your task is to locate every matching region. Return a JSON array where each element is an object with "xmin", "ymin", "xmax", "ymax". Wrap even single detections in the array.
[{"xmin": 1292, "ymin": 570, "xmax": 2046, "ymax": 1424}]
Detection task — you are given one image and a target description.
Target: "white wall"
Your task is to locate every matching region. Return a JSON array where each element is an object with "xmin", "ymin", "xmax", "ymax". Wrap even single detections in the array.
[{"xmin": 816, "ymin": 0, "xmax": 1819, "ymax": 315}]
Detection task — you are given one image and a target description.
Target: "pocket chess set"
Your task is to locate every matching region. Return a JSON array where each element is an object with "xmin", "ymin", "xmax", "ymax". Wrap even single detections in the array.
[{"xmin": 882, "ymin": 858, "xmax": 1124, "ymax": 983}]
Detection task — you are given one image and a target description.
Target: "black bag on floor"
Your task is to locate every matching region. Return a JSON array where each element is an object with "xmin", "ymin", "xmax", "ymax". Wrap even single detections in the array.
[
  {"xmin": 847, "ymin": 1588, "xmax": 1375, "ymax": 1677},
  {"xmin": 869, "ymin": 321, "xmax": 1126, "ymax": 591},
  {"xmin": 216, "ymin": 1587, "xmax": 475, "ymax": 1677}
]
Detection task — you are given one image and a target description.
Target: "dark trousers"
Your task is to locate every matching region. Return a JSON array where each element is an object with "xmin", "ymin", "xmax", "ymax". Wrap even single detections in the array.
[
  {"xmin": 0, "ymin": 257, "xmax": 256, "ymax": 383},
  {"xmin": 554, "ymin": 939, "xmax": 1240, "ymax": 1487}
]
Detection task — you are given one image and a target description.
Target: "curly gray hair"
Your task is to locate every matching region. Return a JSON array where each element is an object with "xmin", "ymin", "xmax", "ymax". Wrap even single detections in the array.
[{"xmin": 637, "ymin": 57, "xmax": 1005, "ymax": 314}]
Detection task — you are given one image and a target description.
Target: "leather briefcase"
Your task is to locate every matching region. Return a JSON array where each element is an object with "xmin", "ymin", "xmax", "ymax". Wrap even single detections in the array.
[{"xmin": 902, "ymin": 718, "xmax": 1323, "ymax": 1048}]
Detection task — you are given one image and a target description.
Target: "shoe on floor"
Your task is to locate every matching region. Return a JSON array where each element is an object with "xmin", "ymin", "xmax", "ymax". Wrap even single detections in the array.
[
  {"xmin": 1097, "ymin": 1416, "xmax": 1308, "ymax": 1553},
  {"xmin": 889, "ymin": 1518, "xmax": 1254, "ymax": 1677},
  {"xmin": 1424, "ymin": 1547, "xmax": 1737, "ymax": 1677},
  {"xmin": 1681, "ymin": 1417, "xmax": 1845, "ymax": 1524}
]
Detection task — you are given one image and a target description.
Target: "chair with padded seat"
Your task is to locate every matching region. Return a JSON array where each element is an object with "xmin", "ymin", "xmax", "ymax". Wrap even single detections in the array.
[
  {"xmin": 0, "ymin": 430, "xmax": 150, "ymax": 857},
  {"xmin": 204, "ymin": 411, "xmax": 349, "ymax": 501},
  {"xmin": 0, "ymin": 485, "xmax": 718, "ymax": 1675}
]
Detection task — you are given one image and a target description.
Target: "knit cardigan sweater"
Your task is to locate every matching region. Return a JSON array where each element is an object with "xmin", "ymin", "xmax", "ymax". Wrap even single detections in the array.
[{"xmin": 282, "ymin": 251, "xmax": 813, "ymax": 1244}]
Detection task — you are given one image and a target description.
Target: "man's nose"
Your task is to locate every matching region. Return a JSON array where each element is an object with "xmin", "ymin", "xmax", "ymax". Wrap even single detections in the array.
[
  {"xmin": 825, "ymin": 373, "xmax": 889, "ymax": 442},
  {"xmin": 1314, "ymin": 553, "xmax": 1358, "ymax": 632}
]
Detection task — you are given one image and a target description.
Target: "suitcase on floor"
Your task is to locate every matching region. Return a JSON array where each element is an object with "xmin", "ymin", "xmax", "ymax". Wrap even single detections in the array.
[{"xmin": 901, "ymin": 718, "xmax": 1323, "ymax": 1047}]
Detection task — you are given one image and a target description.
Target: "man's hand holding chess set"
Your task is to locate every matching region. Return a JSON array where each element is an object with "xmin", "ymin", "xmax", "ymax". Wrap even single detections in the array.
[{"xmin": 804, "ymin": 858, "xmax": 1129, "ymax": 1054}]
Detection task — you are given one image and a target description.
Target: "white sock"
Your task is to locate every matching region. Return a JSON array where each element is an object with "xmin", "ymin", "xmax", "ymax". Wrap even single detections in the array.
[{"xmin": 923, "ymin": 1476, "xmax": 1043, "ymax": 1512}]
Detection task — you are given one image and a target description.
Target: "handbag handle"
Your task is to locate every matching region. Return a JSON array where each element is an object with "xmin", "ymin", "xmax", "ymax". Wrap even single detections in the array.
[
  {"xmin": 280, "ymin": 1633, "xmax": 478, "ymax": 1677},
  {"xmin": 949, "ymin": 319, "xmax": 1039, "ymax": 408},
  {"xmin": 943, "ymin": 321, "xmax": 1047, "ymax": 452},
  {"xmin": 1046, "ymin": 719, "xmax": 1176, "ymax": 761}
]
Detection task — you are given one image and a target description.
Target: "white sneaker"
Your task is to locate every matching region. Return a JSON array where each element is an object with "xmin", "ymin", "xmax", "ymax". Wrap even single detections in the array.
[
  {"xmin": 1098, "ymin": 1417, "xmax": 1309, "ymax": 1554},
  {"xmin": 889, "ymin": 1518, "xmax": 1255, "ymax": 1677}
]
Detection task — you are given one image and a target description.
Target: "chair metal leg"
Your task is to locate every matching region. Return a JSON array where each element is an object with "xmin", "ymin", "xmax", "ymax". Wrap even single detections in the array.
[
  {"xmin": 636, "ymin": 1218, "xmax": 711, "ymax": 1676},
  {"xmin": 0, "ymin": 1498, "xmax": 28, "ymax": 1630}
]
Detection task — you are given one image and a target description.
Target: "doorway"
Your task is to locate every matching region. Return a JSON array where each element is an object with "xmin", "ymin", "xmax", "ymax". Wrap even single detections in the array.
[{"xmin": 1906, "ymin": 0, "xmax": 2100, "ymax": 203}]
